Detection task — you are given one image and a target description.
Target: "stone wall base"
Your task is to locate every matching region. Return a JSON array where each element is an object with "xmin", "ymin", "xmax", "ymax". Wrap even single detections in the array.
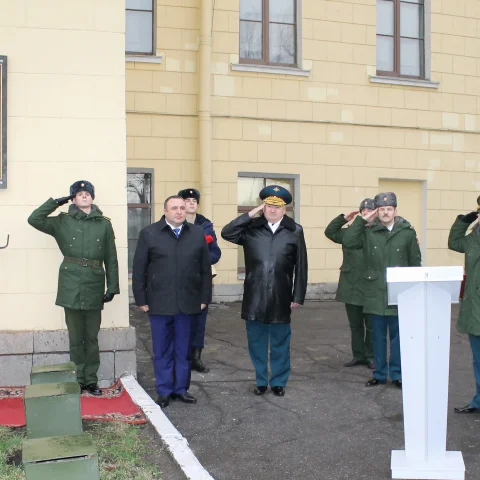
[{"xmin": 0, "ymin": 327, "xmax": 136, "ymax": 387}]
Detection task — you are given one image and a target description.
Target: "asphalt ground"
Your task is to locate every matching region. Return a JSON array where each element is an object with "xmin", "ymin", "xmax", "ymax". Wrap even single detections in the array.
[{"xmin": 130, "ymin": 301, "xmax": 480, "ymax": 480}]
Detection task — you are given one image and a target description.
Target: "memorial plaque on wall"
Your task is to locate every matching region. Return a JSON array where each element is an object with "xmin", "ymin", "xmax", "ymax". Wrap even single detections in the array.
[{"xmin": 0, "ymin": 56, "xmax": 6, "ymax": 189}]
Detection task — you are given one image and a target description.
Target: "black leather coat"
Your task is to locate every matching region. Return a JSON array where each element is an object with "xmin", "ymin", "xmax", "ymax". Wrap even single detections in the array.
[
  {"xmin": 132, "ymin": 217, "xmax": 212, "ymax": 315},
  {"xmin": 222, "ymin": 213, "xmax": 308, "ymax": 324}
]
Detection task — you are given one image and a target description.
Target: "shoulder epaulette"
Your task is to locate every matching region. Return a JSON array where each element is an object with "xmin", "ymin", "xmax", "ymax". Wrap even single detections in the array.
[
  {"xmin": 102, "ymin": 216, "xmax": 112, "ymax": 222},
  {"xmin": 59, "ymin": 212, "xmax": 70, "ymax": 216}
]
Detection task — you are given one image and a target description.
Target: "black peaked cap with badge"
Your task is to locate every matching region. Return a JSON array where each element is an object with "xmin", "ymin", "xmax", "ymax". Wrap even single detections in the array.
[
  {"xmin": 70, "ymin": 180, "xmax": 95, "ymax": 199},
  {"xmin": 374, "ymin": 192, "xmax": 397, "ymax": 208},
  {"xmin": 178, "ymin": 188, "xmax": 201, "ymax": 203},
  {"xmin": 259, "ymin": 185, "xmax": 293, "ymax": 206},
  {"xmin": 359, "ymin": 198, "xmax": 375, "ymax": 211}
]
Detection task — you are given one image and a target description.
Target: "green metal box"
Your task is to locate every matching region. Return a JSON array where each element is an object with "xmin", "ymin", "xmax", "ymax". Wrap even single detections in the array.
[
  {"xmin": 30, "ymin": 362, "xmax": 76, "ymax": 385},
  {"xmin": 23, "ymin": 433, "xmax": 99, "ymax": 480},
  {"xmin": 24, "ymin": 382, "xmax": 83, "ymax": 439}
]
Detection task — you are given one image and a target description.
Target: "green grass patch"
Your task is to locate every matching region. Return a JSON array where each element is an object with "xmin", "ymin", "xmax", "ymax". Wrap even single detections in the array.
[{"xmin": 0, "ymin": 422, "xmax": 161, "ymax": 480}]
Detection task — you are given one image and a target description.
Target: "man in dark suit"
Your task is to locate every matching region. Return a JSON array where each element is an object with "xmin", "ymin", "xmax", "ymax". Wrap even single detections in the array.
[{"xmin": 132, "ymin": 195, "xmax": 212, "ymax": 408}]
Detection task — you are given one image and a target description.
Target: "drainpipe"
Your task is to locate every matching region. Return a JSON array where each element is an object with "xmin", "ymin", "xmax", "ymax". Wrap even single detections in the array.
[{"xmin": 199, "ymin": 0, "xmax": 213, "ymax": 220}]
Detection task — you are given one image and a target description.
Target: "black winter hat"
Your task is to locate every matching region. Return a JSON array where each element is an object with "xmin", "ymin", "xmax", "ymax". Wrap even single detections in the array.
[
  {"xmin": 178, "ymin": 188, "xmax": 200, "ymax": 203},
  {"xmin": 70, "ymin": 180, "xmax": 95, "ymax": 199}
]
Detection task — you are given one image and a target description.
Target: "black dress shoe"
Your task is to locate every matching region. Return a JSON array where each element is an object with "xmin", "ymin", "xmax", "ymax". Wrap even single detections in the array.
[
  {"xmin": 454, "ymin": 405, "xmax": 480, "ymax": 414},
  {"xmin": 85, "ymin": 383, "xmax": 102, "ymax": 396},
  {"xmin": 171, "ymin": 392, "xmax": 197, "ymax": 404},
  {"xmin": 367, "ymin": 361, "xmax": 376, "ymax": 370},
  {"xmin": 253, "ymin": 386, "xmax": 267, "ymax": 396},
  {"xmin": 365, "ymin": 378, "xmax": 386, "ymax": 387},
  {"xmin": 344, "ymin": 359, "xmax": 365, "ymax": 367},
  {"xmin": 79, "ymin": 382, "xmax": 87, "ymax": 391},
  {"xmin": 392, "ymin": 380, "xmax": 402, "ymax": 389},
  {"xmin": 271, "ymin": 386, "xmax": 285, "ymax": 396},
  {"xmin": 156, "ymin": 395, "xmax": 170, "ymax": 408}
]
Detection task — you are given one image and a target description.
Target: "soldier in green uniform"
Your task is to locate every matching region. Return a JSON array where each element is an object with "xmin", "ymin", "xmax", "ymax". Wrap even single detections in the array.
[
  {"xmin": 342, "ymin": 192, "xmax": 422, "ymax": 389},
  {"xmin": 325, "ymin": 198, "xmax": 376, "ymax": 369},
  {"xmin": 28, "ymin": 180, "xmax": 119, "ymax": 396}
]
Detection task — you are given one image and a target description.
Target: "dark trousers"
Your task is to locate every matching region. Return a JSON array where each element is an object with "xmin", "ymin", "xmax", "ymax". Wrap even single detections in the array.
[
  {"xmin": 345, "ymin": 304, "xmax": 374, "ymax": 362},
  {"xmin": 64, "ymin": 308, "xmax": 101, "ymax": 385},
  {"xmin": 191, "ymin": 305, "xmax": 209, "ymax": 349},
  {"xmin": 469, "ymin": 334, "xmax": 480, "ymax": 409},
  {"xmin": 149, "ymin": 313, "xmax": 194, "ymax": 396},
  {"xmin": 371, "ymin": 314, "xmax": 401, "ymax": 382},
  {"xmin": 246, "ymin": 321, "xmax": 291, "ymax": 387}
]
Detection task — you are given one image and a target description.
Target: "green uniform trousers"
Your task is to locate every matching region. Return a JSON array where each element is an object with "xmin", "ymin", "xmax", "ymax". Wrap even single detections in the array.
[
  {"xmin": 64, "ymin": 308, "xmax": 101, "ymax": 385},
  {"xmin": 345, "ymin": 304, "xmax": 374, "ymax": 362}
]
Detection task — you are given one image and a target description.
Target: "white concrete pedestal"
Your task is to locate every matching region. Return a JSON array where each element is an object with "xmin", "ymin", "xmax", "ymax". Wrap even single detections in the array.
[{"xmin": 387, "ymin": 266, "xmax": 465, "ymax": 480}]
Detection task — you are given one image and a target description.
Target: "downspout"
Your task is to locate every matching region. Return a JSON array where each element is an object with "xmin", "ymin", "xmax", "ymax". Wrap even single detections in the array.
[{"xmin": 199, "ymin": 0, "xmax": 213, "ymax": 219}]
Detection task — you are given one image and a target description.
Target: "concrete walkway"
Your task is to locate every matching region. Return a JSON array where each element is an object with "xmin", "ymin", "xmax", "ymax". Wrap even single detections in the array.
[{"xmin": 131, "ymin": 301, "xmax": 480, "ymax": 480}]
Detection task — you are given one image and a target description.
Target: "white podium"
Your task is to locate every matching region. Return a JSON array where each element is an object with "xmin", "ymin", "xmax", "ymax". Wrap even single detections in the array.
[{"xmin": 387, "ymin": 266, "xmax": 465, "ymax": 480}]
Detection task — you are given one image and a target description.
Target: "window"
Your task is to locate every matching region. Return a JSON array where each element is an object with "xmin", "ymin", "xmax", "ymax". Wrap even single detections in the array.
[
  {"xmin": 126, "ymin": 0, "xmax": 154, "ymax": 55},
  {"xmin": 376, "ymin": 0, "xmax": 425, "ymax": 78},
  {"xmin": 237, "ymin": 175, "xmax": 295, "ymax": 275},
  {"xmin": 127, "ymin": 171, "xmax": 153, "ymax": 271},
  {"xmin": 240, "ymin": 0, "xmax": 297, "ymax": 67}
]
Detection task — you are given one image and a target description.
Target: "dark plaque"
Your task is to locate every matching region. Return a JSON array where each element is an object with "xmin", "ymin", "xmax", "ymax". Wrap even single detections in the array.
[{"xmin": 0, "ymin": 56, "xmax": 6, "ymax": 189}]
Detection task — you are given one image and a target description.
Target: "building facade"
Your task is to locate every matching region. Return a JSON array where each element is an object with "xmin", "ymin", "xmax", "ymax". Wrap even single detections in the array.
[
  {"xmin": 0, "ymin": 0, "xmax": 133, "ymax": 386},
  {"xmin": 126, "ymin": 0, "xmax": 480, "ymax": 301}
]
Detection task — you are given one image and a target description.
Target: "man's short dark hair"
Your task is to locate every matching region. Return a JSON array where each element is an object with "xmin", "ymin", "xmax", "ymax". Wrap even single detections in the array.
[{"xmin": 164, "ymin": 195, "xmax": 184, "ymax": 209}]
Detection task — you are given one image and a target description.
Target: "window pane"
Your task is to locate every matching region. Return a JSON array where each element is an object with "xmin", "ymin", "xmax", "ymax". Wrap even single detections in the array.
[
  {"xmin": 128, "ymin": 208, "xmax": 151, "ymax": 270},
  {"xmin": 240, "ymin": 0, "xmax": 262, "ymax": 21},
  {"xmin": 126, "ymin": 10, "xmax": 153, "ymax": 53},
  {"xmin": 401, "ymin": 2, "xmax": 423, "ymax": 38},
  {"xmin": 126, "ymin": 0, "xmax": 152, "ymax": 11},
  {"xmin": 377, "ymin": 0, "xmax": 394, "ymax": 36},
  {"xmin": 127, "ymin": 173, "xmax": 152, "ymax": 204},
  {"xmin": 238, "ymin": 177, "xmax": 264, "ymax": 206},
  {"xmin": 376, "ymin": 35, "xmax": 394, "ymax": 72},
  {"xmin": 269, "ymin": 23, "xmax": 295, "ymax": 65},
  {"xmin": 270, "ymin": 0, "xmax": 295, "ymax": 24},
  {"xmin": 240, "ymin": 21, "xmax": 263, "ymax": 60},
  {"xmin": 400, "ymin": 38, "xmax": 423, "ymax": 76}
]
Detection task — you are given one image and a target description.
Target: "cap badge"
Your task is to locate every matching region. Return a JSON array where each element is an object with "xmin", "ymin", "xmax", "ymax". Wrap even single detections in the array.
[
  {"xmin": 273, "ymin": 187, "xmax": 280, "ymax": 192},
  {"xmin": 81, "ymin": 183, "xmax": 85, "ymax": 187}
]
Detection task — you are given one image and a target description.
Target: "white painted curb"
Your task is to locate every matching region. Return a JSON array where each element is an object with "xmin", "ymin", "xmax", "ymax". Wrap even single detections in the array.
[{"xmin": 120, "ymin": 374, "xmax": 215, "ymax": 480}]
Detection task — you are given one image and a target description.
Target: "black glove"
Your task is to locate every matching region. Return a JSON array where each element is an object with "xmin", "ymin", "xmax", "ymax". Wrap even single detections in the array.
[
  {"xmin": 103, "ymin": 293, "xmax": 115, "ymax": 303},
  {"xmin": 461, "ymin": 211, "xmax": 478, "ymax": 224},
  {"xmin": 55, "ymin": 195, "xmax": 75, "ymax": 206}
]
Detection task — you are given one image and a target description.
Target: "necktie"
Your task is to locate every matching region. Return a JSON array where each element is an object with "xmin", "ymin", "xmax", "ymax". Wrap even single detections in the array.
[{"xmin": 173, "ymin": 228, "xmax": 180, "ymax": 238}]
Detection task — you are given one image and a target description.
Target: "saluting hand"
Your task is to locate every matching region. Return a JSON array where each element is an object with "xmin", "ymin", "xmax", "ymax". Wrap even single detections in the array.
[
  {"xmin": 248, "ymin": 203, "xmax": 265, "ymax": 218},
  {"xmin": 362, "ymin": 208, "xmax": 378, "ymax": 222},
  {"xmin": 55, "ymin": 195, "xmax": 75, "ymax": 206},
  {"xmin": 345, "ymin": 211, "xmax": 359, "ymax": 222},
  {"xmin": 462, "ymin": 211, "xmax": 478, "ymax": 224}
]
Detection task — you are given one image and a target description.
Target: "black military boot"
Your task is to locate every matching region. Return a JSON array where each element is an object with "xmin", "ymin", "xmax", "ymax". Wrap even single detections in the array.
[{"xmin": 191, "ymin": 347, "xmax": 210, "ymax": 373}]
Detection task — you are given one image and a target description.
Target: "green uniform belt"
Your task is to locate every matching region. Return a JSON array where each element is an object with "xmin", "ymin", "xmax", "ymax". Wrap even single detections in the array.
[{"xmin": 63, "ymin": 256, "xmax": 102, "ymax": 268}]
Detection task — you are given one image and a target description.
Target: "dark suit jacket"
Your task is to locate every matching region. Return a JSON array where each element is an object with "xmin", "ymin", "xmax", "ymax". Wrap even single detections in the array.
[{"xmin": 132, "ymin": 216, "xmax": 212, "ymax": 315}]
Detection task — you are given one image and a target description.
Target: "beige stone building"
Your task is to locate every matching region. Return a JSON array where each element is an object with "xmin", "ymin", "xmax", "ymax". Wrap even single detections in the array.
[
  {"xmin": 126, "ymin": 0, "xmax": 480, "ymax": 302},
  {"xmin": 1, "ymin": 0, "xmax": 479, "ymax": 385}
]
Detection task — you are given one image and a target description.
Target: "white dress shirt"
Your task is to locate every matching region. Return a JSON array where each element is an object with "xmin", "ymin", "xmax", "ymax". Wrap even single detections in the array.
[
  {"xmin": 165, "ymin": 219, "xmax": 183, "ymax": 234},
  {"xmin": 268, "ymin": 218, "xmax": 283, "ymax": 234}
]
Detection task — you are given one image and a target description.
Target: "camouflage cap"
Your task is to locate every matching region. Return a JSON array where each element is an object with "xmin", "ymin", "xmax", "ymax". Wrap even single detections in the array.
[
  {"xmin": 359, "ymin": 198, "xmax": 375, "ymax": 212},
  {"xmin": 374, "ymin": 192, "xmax": 397, "ymax": 208}
]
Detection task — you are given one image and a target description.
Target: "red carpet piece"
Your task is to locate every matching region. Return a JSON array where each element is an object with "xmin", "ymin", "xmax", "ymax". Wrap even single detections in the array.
[{"xmin": 0, "ymin": 380, "xmax": 146, "ymax": 428}]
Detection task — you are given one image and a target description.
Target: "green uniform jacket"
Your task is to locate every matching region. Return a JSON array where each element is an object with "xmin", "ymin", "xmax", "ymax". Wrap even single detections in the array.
[
  {"xmin": 448, "ymin": 216, "xmax": 480, "ymax": 336},
  {"xmin": 324, "ymin": 214, "xmax": 365, "ymax": 306},
  {"xmin": 28, "ymin": 198, "xmax": 120, "ymax": 311},
  {"xmin": 342, "ymin": 216, "xmax": 422, "ymax": 316}
]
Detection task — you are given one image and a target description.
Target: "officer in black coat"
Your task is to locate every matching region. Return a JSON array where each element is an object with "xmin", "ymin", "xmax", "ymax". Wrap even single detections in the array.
[
  {"xmin": 221, "ymin": 185, "xmax": 308, "ymax": 397},
  {"xmin": 178, "ymin": 188, "xmax": 221, "ymax": 373},
  {"xmin": 132, "ymin": 195, "xmax": 212, "ymax": 408}
]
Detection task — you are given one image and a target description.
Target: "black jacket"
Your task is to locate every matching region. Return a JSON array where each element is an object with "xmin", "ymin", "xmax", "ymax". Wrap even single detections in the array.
[
  {"xmin": 132, "ymin": 217, "xmax": 212, "ymax": 315},
  {"xmin": 221, "ymin": 213, "xmax": 308, "ymax": 324}
]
